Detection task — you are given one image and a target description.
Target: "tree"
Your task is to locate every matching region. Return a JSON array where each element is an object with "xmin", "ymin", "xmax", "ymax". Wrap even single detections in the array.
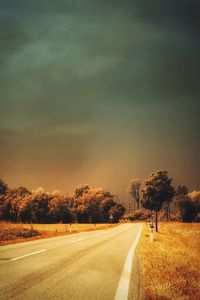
[
  {"xmin": 17, "ymin": 194, "xmax": 33, "ymax": 223},
  {"xmin": 109, "ymin": 204, "xmax": 125, "ymax": 223},
  {"xmin": 141, "ymin": 171, "xmax": 175, "ymax": 231},
  {"xmin": 16, "ymin": 186, "xmax": 31, "ymax": 197},
  {"xmin": 189, "ymin": 191, "xmax": 200, "ymax": 222},
  {"xmin": 0, "ymin": 179, "xmax": 125, "ymax": 224},
  {"xmin": 48, "ymin": 193, "xmax": 73, "ymax": 223},
  {"xmin": 0, "ymin": 179, "xmax": 8, "ymax": 195},
  {"xmin": 178, "ymin": 196, "xmax": 195, "ymax": 222},
  {"xmin": 74, "ymin": 184, "xmax": 90, "ymax": 198},
  {"xmin": 128, "ymin": 179, "xmax": 141, "ymax": 210},
  {"xmin": 176, "ymin": 185, "xmax": 189, "ymax": 197},
  {"xmin": 174, "ymin": 185, "xmax": 194, "ymax": 222}
]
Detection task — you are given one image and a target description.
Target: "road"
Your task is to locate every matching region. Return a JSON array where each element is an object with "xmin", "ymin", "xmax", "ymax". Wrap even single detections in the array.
[{"xmin": 0, "ymin": 223, "xmax": 143, "ymax": 300}]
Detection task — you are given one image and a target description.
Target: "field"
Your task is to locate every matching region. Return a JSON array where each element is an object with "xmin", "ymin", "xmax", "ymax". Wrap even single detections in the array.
[
  {"xmin": 0, "ymin": 222, "xmax": 117, "ymax": 246},
  {"xmin": 138, "ymin": 222, "xmax": 200, "ymax": 300}
]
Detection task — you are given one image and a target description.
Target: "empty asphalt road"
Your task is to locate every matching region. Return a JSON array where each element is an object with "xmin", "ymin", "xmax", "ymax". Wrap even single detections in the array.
[{"xmin": 0, "ymin": 223, "xmax": 143, "ymax": 300}]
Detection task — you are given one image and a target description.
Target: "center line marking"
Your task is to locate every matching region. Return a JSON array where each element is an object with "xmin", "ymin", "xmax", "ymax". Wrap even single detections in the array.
[
  {"xmin": 114, "ymin": 225, "xmax": 143, "ymax": 300},
  {"xmin": 70, "ymin": 238, "xmax": 84, "ymax": 243},
  {"xmin": 10, "ymin": 249, "xmax": 47, "ymax": 261}
]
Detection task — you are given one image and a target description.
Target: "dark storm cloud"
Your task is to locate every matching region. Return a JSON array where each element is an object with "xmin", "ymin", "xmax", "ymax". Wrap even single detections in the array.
[
  {"xmin": 134, "ymin": 0, "xmax": 200, "ymax": 33},
  {"xmin": 132, "ymin": 0, "xmax": 200, "ymax": 100},
  {"xmin": 0, "ymin": 0, "xmax": 76, "ymax": 14},
  {"xmin": 0, "ymin": 0, "xmax": 199, "ymax": 191},
  {"xmin": 0, "ymin": 17, "xmax": 29, "ymax": 63}
]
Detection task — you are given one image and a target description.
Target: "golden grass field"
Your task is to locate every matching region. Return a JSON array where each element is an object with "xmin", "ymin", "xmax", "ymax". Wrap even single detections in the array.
[
  {"xmin": 138, "ymin": 222, "xmax": 200, "ymax": 300},
  {"xmin": 22, "ymin": 223, "xmax": 113, "ymax": 233},
  {"xmin": 0, "ymin": 222, "xmax": 116, "ymax": 246}
]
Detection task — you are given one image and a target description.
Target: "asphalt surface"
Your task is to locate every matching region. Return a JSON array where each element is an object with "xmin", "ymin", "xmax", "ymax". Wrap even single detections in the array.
[{"xmin": 0, "ymin": 223, "xmax": 143, "ymax": 300}]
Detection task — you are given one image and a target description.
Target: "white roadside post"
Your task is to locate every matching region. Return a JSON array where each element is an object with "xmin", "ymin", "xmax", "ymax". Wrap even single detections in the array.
[
  {"xmin": 150, "ymin": 223, "xmax": 154, "ymax": 242},
  {"xmin": 109, "ymin": 214, "xmax": 113, "ymax": 227}
]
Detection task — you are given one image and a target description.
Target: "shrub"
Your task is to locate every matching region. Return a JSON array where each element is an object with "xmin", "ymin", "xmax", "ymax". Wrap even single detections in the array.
[
  {"xmin": 0, "ymin": 225, "xmax": 39, "ymax": 241},
  {"xmin": 122, "ymin": 210, "xmax": 151, "ymax": 221}
]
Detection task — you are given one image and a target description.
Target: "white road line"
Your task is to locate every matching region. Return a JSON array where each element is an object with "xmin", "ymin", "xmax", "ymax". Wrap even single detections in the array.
[
  {"xmin": 10, "ymin": 249, "xmax": 47, "ymax": 261},
  {"xmin": 114, "ymin": 225, "xmax": 143, "ymax": 300},
  {"xmin": 70, "ymin": 238, "xmax": 84, "ymax": 244}
]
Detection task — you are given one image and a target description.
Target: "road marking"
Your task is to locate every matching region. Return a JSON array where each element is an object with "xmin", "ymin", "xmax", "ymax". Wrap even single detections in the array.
[
  {"xmin": 70, "ymin": 238, "xmax": 84, "ymax": 243},
  {"xmin": 114, "ymin": 225, "xmax": 143, "ymax": 300},
  {"xmin": 10, "ymin": 249, "xmax": 47, "ymax": 261}
]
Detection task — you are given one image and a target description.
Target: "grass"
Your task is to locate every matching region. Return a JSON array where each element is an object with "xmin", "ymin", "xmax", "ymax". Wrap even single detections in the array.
[
  {"xmin": 22, "ymin": 223, "xmax": 114, "ymax": 233},
  {"xmin": 0, "ymin": 222, "xmax": 39, "ymax": 243},
  {"xmin": 0, "ymin": 222, "xmax": 117, "ymax": 246},
  {"xmin": 138, "ymin": 222, "xmax": 200, "ymax": 300}
]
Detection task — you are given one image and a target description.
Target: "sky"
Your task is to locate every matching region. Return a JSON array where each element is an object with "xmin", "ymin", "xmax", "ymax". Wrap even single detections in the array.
[{"xmin": 0, "ymin": 0, "xmax": 199, "ymax": 196}]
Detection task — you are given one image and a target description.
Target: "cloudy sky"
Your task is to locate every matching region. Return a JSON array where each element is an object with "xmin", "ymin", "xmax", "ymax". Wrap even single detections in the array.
[{"xmin": 0, "ymin": 0, "xmax": 199, "ymax": 194}]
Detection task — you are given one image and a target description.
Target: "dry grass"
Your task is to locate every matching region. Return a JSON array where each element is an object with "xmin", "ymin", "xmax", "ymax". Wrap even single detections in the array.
[
  {"xmin": 0, "ymin": 222, "xmax": 117, "ymax": 246},
  {"xmin": 22, "ymin": 223, "xmax": 114, "ymax": 233},
  {"xmin": 138, "ymin": 222, "xmax": 200, "ymax": 300},
  {"xmin": 0, "ymin": 222, "xmax": 39, "ymax": 243}
]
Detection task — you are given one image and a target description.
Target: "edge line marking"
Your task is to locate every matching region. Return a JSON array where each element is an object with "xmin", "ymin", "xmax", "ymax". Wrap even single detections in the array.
[{"xmin": 114, "ymin": 224, "xmax": 143, "ymax": 300}]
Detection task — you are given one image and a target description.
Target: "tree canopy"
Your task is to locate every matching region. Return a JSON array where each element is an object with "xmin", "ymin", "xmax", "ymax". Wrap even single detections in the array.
[
  {"xmin": 0, "ymin": 180, "xmax": 124, "ymax": 224},
  {"xmin": 141, "ymin": 171, "xmax": 175, "ymax": 231}
]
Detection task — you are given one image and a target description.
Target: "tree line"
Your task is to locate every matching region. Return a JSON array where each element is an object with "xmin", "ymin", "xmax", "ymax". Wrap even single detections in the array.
[
  {"xmin": 1, "ymin": 171, "xmax": 199, "ymax": 229},
  {"xmin": 128, "ymin": 171, "xmax": 200, "ymax": 231},
  {"xmin": 0, "ymin": 181, "xmax": 125, "ymax": 224}
]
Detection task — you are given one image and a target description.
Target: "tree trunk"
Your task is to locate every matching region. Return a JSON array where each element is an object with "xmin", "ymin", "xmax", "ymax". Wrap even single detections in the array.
[
  {"xmin": 155, "ymin": 210, "xmax": 158, "ymax": 232},
  {"xmin": 137, "ymin": 200, "xmax": 139, "ymax": 210},
  {"xmin": 133, "ymin": 199, "xmax": 135, "ymax": 211},
  {"xmin": 168, "ymin": 202, "xmax": 171, "ymax": 221},
  {"xmin": 165, "ymin": 203, "xmax": 169, "ymax": 221},
  {"xmin": 151, "ymin": 211, "xmax": 153, "ymax": 227}
]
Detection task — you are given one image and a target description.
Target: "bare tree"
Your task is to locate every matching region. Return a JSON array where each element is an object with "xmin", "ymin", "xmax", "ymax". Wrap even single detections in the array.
[{"xmin": 128, "ymin": 179, "xmax": 141, "ymax": 210}]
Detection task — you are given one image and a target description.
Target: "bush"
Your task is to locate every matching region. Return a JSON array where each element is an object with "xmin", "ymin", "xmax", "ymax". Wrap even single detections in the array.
[
  {"xmin": 0, "ymin": 226, "xmax": 39, "ymax": 241},
  {"xmin": 122, "ymin": 210, "xmax": 151, "ymax": 221}
]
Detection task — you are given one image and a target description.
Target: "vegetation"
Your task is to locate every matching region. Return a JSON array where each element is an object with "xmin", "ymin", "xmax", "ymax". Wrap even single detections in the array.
[
  {"xmin": 0, "ymin": 222, "xmax": 39, "ymax": 242},
  {"xmin": 141, "ymin": 171, "xmax": 175, "ymax": 231},
  {"xmin": 0, "ymin": 180, "xmax": 125, "ymax": 224},
  {"xmin": 121, "ymin": 210, "xmax": 151, "ymax": 222},
  {"xmin": 175, "ymin": 187, "xmax": 200, "ymax": 222},
  {"xmin": 0, "ymin": 222, "xmax": 117, "ymax": 245},
  {"xmin": 127, "ymin": 171, "xmax": 200, "ymax": 228},
  {"xmin": 138, "ymin": 222, "xmax": 200, "ymax": 300},
  {"xmin": 128, "ymin": 179, "xmax": 141, "ymax": 210},
  {"xmin": 1, "ymin": 169, "xmax": 199, "ymax": 228}
]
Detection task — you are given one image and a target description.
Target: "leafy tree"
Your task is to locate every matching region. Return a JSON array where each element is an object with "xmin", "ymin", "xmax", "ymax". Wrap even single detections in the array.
[
  {"xmin": 0, "ymin": 195, "xmax": 11, "ymax": 221},
  {"xmin": 16, "ymin": 186, "xmax": 31, "ymax": 197},
  {"xmin": 18, "ymin": 195, "xmax": 33, "ymax": 223},
  {"xmin": 141, "ymin": 171, "xmax": 175, "ymax": 231},
  {"xmin": 109, "ymin": 204, "xmax": 125, "ymax": 223},
  {"xmin": 177, "ymin": 196, "xmax": 195, "ymax": 222},
  {"xmin": 176, "ymin": 185, "xmax": 189, "ymax": 197},
  {"xmin": 48, "ymin": 194, "xmax": 73, "ymax": 223},
  {"xmin": 0, "ymin": 179, "xmax": 125, "ymax": 224},
  {"xmin": 128, "ymin": 179, "xmax": 141, "ymax": 210},
  {"xmin": 75, "ymin": 184, "xmax": 90, "ymax": 198},
  {"xmin": 0, "ymin": 179, "xmax": 8, "ymax": 195},
  {"xmin": 177, "ymin": 191, "xmax": 200, "ymax": 222},
  {"xmin": 174, "ymin": 185, "xmax": 195, "ymax": 222},
  {"xmin": 189, "ymin": 191, "xmax": 200, "ymax": 221},
  {"xmin": 31, "ymin": 193, "xmax": 50, "ymax": 223}
]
